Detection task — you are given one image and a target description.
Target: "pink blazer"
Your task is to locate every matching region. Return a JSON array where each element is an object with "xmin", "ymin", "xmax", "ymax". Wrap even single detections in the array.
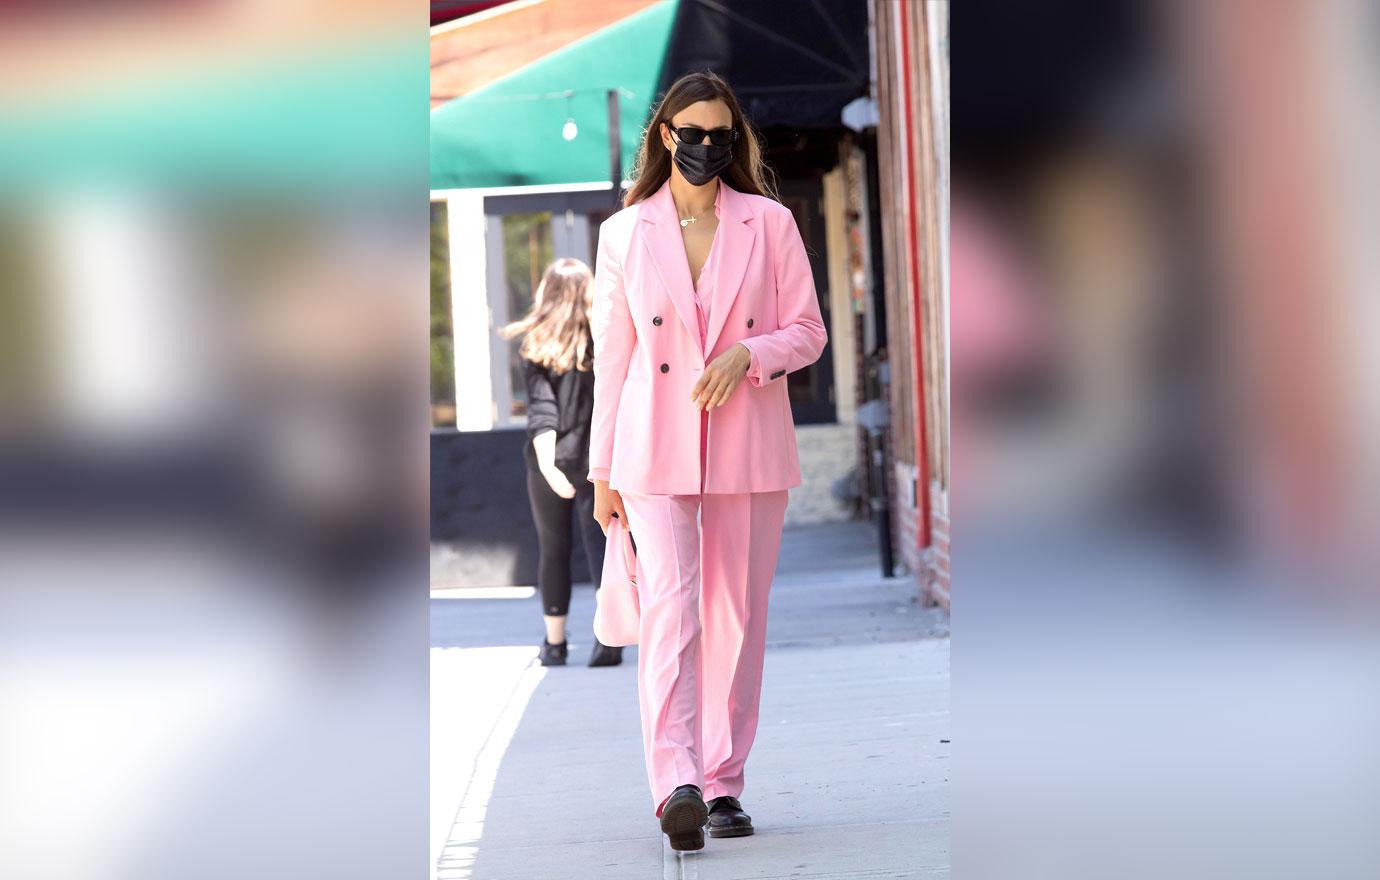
[{"xmin": 585, "ymin": 178, "xmax": 828, "ymax": 495}]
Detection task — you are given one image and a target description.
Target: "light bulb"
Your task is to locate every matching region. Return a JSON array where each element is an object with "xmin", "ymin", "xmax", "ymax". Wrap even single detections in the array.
[{"xmin": 562, "ymin": 119, "xmax": 578, "ymax": 141}]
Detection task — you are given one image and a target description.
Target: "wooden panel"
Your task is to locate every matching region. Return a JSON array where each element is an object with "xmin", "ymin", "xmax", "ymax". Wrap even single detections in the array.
[
  {"xmin": 872, "ymin": 0, "xmax": 915, "ymax": 466},
  {"xmin": 431, "ymin": 0, "xmax": 662, "ymax": 108}
]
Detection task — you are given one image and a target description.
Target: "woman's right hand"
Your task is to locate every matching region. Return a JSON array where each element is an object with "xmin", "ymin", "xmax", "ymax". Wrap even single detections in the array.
[
  {"xmin": 541, "ymin": 465, "xmax": 577, "ymax": 499},
  {"xmin": 532, "ymin": 429, "xmax": 576, "ymax": 498},
  {"xmin": 592, "ymin": 479, "xmax": 627, "ymax": 536}
]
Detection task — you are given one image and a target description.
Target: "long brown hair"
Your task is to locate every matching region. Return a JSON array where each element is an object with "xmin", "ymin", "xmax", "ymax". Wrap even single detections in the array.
[
  {"xmin": 499, "ymin": 258, "xmax": 594, "ymax": 373},
  {"xmin": 624, "ymin": 71, "xmax": 779, "ymax": 207}
]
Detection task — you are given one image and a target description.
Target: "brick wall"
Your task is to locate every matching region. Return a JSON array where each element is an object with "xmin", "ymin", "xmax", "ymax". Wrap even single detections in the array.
[
  {"xmin": 891, "ymin": 461, "xmax": 924, "ymax": 579},
  {"xmin": 922, "ymin": 480, "xmax": 949, "ymax": 609},
  {"xmin": 889, "ymin": 465, "xmax": 949, "ymax": 608}
]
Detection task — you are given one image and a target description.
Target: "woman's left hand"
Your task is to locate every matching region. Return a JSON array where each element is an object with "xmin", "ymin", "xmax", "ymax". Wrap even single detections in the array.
[{"xmin": 690, "ymin": 343, "xmax": 752, "ymax": 411}]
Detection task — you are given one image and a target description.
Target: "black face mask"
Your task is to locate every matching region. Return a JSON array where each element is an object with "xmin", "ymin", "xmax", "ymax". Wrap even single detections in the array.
[{"xmin": 672, "ymin": 139, "xmax": 734, "ymax": 186}]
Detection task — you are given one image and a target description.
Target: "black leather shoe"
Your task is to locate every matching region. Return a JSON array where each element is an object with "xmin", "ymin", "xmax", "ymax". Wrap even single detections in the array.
[
  {"xmin": 538, "ymin": 639, "xmax": 567, "ymax": 666},
  {"xmin": 705, "ymin": 795, "xmax": 754, "ymax": 838},
  {"xmin": 588, "ymin": 639, "xmax": 623, "ymax": 667},
  {"xmin": 659, "ymin": 784, "xmax": 708, "ymax": 851}
]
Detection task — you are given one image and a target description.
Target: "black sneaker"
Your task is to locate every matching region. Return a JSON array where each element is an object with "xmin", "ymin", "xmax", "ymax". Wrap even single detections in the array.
[
  {"xmin": 588, "ymin": 639, "xmax": 624, "ymax": 667},
  {"xmin": 538, "ymin": 638, "xmax": 567, "ymax": 666},
  {"xmin": 705, "ymin": 795, "xmax": 754, "ymax": 837},
  {"xmin": 659, "ymin": 784, "xmax": 708, "ymax": 851}
]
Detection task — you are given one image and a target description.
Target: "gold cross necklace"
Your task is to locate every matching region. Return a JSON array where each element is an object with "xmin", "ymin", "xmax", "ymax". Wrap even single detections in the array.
[{"xmin": 678, "ymin": 201, "xmax": 713, "ymax": 228}]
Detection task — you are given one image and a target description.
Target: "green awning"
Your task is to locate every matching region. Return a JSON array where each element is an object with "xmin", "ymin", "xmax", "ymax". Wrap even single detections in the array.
[{"xmin": 430, "ymin": 0, "xmax": 677, "ymax": 190}]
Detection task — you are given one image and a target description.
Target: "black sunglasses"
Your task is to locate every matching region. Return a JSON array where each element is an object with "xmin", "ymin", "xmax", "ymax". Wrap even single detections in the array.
[{"xmin": 666, "ymin": 124, "xmax": 739, "ymax": 147}]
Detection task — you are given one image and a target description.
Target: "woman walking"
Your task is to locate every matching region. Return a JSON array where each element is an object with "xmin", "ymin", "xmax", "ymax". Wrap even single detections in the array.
[
  {"xmin": 586, "ymin": 72, "xmax": 827, "ymax": 850},
  {"xmin": 501, "ymin": 258, "xmax": 623, "ymax": 668}
]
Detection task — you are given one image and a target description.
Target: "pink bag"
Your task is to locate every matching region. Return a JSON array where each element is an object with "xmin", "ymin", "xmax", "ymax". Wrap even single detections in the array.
[{"xmin": 593, "ymin": 514, "xmax": 640, "ymax": 647}]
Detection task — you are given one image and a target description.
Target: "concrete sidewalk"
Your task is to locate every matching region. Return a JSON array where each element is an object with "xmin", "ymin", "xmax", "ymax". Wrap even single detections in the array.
[{"xmin": 431, "ymin": 520, "xmax": 949, "ymax": 879}]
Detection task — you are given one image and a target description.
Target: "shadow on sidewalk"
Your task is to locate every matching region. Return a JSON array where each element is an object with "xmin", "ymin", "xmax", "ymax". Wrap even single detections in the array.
[{"xmin": 433, "ymin": 518, "xmax": 949, "ymax": 879}]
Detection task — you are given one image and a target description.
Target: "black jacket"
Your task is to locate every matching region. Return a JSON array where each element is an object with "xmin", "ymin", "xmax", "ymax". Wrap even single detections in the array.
[{"xmin": 522, "ymin": 356, "xmax": 595, "ymax": 478}]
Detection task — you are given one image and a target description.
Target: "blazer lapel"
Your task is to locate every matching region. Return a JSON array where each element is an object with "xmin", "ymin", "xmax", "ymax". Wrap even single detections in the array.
[
  {"xmin": 638, "ymin": 180, "xmax": 701, "ymax": 356},
  {"xmin": 702, "ymin": 181, "xmax": 756, "ymax": 355}
]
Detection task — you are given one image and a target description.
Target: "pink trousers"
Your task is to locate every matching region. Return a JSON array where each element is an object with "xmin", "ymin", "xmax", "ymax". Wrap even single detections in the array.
[{"xmin": 620, "ymin": 412, "xmax": 789, "ymax": 815}]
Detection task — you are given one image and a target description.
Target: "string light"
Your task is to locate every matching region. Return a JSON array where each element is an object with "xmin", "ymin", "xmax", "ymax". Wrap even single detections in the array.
[{"xmin": 562, "ymin": 90, "xmax": 577, "ymax": 141}]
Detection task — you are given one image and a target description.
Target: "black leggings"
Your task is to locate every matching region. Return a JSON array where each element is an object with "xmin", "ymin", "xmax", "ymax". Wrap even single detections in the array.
[{"xmin": 525, "ymin": 462, "xmax": 606, "ymax": 617}]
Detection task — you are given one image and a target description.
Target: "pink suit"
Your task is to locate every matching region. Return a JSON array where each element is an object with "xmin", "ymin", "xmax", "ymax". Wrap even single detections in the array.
[
  {"xmin": 586, "ymin": 178, "xmax": 827, "ymax": 815},
  {"xmin": 585, "ymin": 178, "xmax": 828, "ymax": 495}
]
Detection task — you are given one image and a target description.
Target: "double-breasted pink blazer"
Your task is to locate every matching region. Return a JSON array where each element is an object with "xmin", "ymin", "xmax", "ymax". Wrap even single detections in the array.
[{"xmin": 585, "ymin": 178, "xmax": 828, "ymax": 495}]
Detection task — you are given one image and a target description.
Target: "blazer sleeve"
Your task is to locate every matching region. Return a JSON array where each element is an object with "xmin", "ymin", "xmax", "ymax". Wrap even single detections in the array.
[
  {"xmin": 586, "ymin": 219, "xmax": 636, "ymax": 483},
  {"xmin": 737, "ymin": 205, "xmax": 828, "ymax": 387}
]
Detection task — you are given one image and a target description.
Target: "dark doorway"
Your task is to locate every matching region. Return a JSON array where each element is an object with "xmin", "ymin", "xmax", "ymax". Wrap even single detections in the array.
[{"xmin": 778, "ymin": 176, "xmax": 836, "ymax": 425}]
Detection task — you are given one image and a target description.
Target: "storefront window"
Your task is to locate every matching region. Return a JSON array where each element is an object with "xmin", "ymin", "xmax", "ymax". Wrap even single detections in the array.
[
  {"xmin": 430, "ymin": 201, "xmax": 455, "ymax": 427},
  {"xmin": 501, "ymin": 212, "xmax": 552, "ymax": 418}
]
